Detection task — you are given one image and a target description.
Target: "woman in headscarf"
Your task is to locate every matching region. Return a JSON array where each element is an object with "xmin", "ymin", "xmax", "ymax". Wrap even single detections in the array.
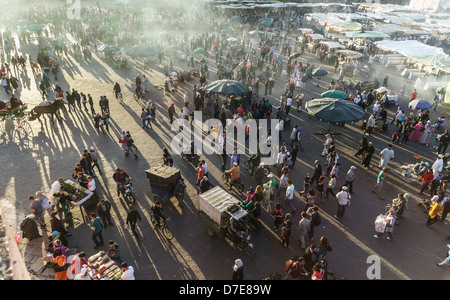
[
  {"xmin": 232, "ymin": 259, "xmax": 244, "ymax": 280},
  {"xmin": 19, "ymin": 214, "xmax": 41, "ymax": 241},
  {"xmin": 410, "ymin": 121, "xmax": 423, "ymax": 142},
  {"xmin": 420, "ymin": 120, "xmax": 435, "ymax": 146},
  {"xmin": 53, "ymin": 248, "xmax": 69, "ymax": 280},
  {"xmin": 50, "ymin": 211, "xmax": 71, "ymax": 237}
]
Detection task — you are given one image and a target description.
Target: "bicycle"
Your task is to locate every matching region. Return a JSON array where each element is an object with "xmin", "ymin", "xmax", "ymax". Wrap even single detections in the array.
[
  {"xmin": 150, "ymin": 215, "xmax": 174, "ymax": 240},
  {"xmin": 318, "ymin": 258, "xmax": 336, "ymax": 280},
  {"xmin": 115, "ymin": 91, "xmax": 123, "ymax": 102},
  {"xmin": 133, "ymin": 90, "xmax": 145, "ymax": 101}
]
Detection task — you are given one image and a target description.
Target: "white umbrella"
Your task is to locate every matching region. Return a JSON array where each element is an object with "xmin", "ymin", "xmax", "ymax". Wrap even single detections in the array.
[
  {"xmin": 376, "ymin": 87, "xmax": 390, "ymax": 92},
  {"xmin": 227, "ymin": 37, "xmax": 238, "ymax": 42}
]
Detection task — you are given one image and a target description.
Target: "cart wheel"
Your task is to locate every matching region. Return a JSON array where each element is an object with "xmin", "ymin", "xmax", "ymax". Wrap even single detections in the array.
[
  {"xmin": 246, "ymin": 246, "xmax": 256, "ymax": 258},
  {"xmin": 129, "ymin": 194, "xmax": 136, "ymax": 203},
  {"xmin": 206, "ymin": 227, "xmax": 215, "ymax": 237},
  {"xmin": 222, "ymin": 173, "xmax": 228, "ymax": 183},
  {"xmin": 237, "ymin": 184, "xmax": 244, "ymax": 193}
]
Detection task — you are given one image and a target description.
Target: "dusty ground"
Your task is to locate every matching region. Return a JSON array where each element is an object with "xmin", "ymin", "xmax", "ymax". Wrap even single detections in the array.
[{"xmin": 1, "ymin": 18, "xmax": 450, "ymax": 281}]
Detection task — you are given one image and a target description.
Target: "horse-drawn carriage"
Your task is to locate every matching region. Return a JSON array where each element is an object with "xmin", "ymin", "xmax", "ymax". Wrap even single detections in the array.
[{"xmin": 0, "ymin": 100, "xmax": 33, "ymax": 145}]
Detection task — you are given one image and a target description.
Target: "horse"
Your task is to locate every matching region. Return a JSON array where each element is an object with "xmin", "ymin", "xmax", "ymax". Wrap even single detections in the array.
[{"xmin": 31, "ymin": 98, "xmax": 65, "ymax": 122}]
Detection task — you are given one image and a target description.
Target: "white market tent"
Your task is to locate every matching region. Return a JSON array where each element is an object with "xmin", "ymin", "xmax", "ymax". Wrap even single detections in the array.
[
  {"xmin": 320, "ymin": 41, "xmax": 346, "ymax": 49},
  {"xmin": 306, "ymin": 33, "xmax": 325, "ymax": 40},
  {"xmin": 375, "ymin": 40, "xmax": 445, "ymax": 57}
]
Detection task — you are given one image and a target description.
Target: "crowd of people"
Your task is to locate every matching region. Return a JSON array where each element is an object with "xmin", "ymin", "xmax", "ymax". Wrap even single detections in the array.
[{"xmin": 6, "ymin": 0, "xmax": 450, "ymax": 281}]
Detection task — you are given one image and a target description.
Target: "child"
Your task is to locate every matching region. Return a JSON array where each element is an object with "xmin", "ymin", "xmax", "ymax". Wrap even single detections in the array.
[
  {"xmin": 433, "ymin": 131, "xmax": 444, "ymax": 149},
  {"xmin": 273, "ymin": 204, "xmax": 284, "ymax": 231},
  {"xmin": 300, "ymin": 173, "xmax": 312, "ymax": 196}
]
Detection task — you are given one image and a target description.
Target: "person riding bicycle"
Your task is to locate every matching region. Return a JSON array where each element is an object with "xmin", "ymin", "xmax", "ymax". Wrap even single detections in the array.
[
  {"xmin": 99, "ymin": 96, "xmax": 109, "ymax": 114},
  {"xmin": 225, "ymin": 162, "xmax": 240, "ymax": 190},
  {"xmin": 229, "ymin": 216, "xmax": 248, "ymax": 246},
  {"xmin": 135, "ymin": 85, "xmax": 143, "ymax": 98},
  {"xmin": 151, "ymin": 201, "xmax": 166, "ymax": 229},
  {"xmin": 113, "ymin": 168, "xmax": 131, "ymax": 198},
  {"xmin": 198, "ymin": 176, "xmax": 214, "ymax": 194},
  {"xmin": 113, "ymin": 82, "xmax": 121, "ymax": 99}
]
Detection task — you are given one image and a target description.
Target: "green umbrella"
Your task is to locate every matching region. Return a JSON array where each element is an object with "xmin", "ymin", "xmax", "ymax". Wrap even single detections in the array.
[
  {"xmin": 98, "ymin": 44, "xmax": 120, "ymax": 53},
  {"xmin": 312, "ymin": 67, "xmax": 328, "ymax": 77},
  {"xmin": 205, "ymin": 80, "xmax": 249, "ymax": 96},
  {"xmin": 261, "ymin": 20, "xmax": 270, "ymax": 25},
  {"xmin": 249, "ymin": 30, "xmax": 264, "ymax": 35},
  {"xmin": 305, "ymin": 98, "xmax": 365, "ymax": 125},
  {"xmin": 168, "ymin": 45, "xmax": 183, "ymax": 51},
  {"xmin": 231, "ymin": 44, "xmax": 244, "ymax": 51},
  {"xmin": 321, "ymin": 90, "xmax": 349, "ymax": 100},
  {"xmin": 23, "ymin": 24, "xmax": 44, "ymax": 31},
  {"xmin": 193, "ymin": 48, "xmax": 206, "ymax": 55},
  {"xmin": 221, "ymin": 29, "xmax": 230, "ymax": 33}
]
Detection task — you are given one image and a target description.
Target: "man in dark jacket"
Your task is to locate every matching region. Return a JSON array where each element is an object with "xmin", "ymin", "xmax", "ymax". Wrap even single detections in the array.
[
  {"xmin": 126, "ymin": 205, "xmax": 142, "ymax": 242},
  {"xmin": 438, "ymin": 129, "xmax": 450, "ymax": 155},
  {"xmin": 96, "ymin": 199, "xmax": 113, "ymax": 228},
  {"xmin": 310, "ymin": 160, "xmax": 322, "ymax": 187},
  {"xmin": 362, "ymin": 142, "xmax": 375, "ymax": 169},
  {"xmin": 174, "ymin": 179, "xmax": 186, "ymax": 207}
]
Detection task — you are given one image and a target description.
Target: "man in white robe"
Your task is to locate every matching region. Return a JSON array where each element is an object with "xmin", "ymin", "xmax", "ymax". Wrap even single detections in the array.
[
  {"xmin": 432, "ymin": 154, "xmax": 444, "ymax": 180},
  {"xmin": 379, "ymin": 145, "xmax": 394, "ymax": 169}
]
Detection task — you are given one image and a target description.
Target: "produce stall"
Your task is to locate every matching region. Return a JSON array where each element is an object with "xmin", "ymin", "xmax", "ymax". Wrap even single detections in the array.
[
  {"xmin": 86, "ymin": 251, "xmax": 122, "ymax": 280},
  {"xmin": 63, "ymin": 180, "xmax": 96, "ymax": 209}
]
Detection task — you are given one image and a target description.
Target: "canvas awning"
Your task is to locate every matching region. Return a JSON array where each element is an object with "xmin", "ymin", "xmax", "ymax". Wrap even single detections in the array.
[
  {"xmin": 374, "ymin": 40, "xmax": 445, "ymax": 57},
  {"xmin": 412, "ymin": 55, "xmax": 450, "ymax": 74},
  {"xmin": 344, "ymin": 31, "xmax": 390, "ymax": 39}
]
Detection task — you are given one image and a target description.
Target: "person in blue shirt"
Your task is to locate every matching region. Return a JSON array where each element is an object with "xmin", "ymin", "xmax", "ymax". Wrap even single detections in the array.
[{"xmin": 89, "ymin": 213, "xmax": 104, "ymax": 249}]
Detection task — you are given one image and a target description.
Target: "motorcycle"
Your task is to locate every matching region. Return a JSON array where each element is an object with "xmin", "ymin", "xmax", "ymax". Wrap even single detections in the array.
[
  {"xmin": 119, "ymin": 180, "xmax": 136, "ymax": 203},
  {"xmin": 228, "ymin": 228, "xmax": 255, "ymax": 257},
  {"xmin": 418, "ymin": 198, "xmax": 433, "ymax": 213},
  {"xmin": 181, "ymin": 151, "xmax": 200, "ymax": 165},
  {"xmin": 246, "ymin": 211, "xmax": 262, "ymax": 232},
  {"xmin": 315, "ymin": 258, "xmax": 335, "ymax": 280}
]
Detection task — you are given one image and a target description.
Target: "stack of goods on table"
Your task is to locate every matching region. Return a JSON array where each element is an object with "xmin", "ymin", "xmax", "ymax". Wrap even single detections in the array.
[{"xmin": 87, "ymin": 251, "xmax": 122, "ymax": 280}]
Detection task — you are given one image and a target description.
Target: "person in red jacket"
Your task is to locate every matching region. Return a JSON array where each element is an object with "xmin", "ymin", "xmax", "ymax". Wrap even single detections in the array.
[{"xmin": 419, "ymin": 168, "xmax": 434, "ymax": 194}]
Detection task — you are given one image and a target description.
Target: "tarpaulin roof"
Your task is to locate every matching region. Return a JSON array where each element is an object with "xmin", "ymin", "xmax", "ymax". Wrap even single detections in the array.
[
  {"xmin": 412, "ymin": 55, "xmax": 450, "ymax": 74},
  {"xmin": 374, "ymin": 40, "xmax": 445, "ymax": 57},
  {"xmin": 344, "ymin": 31, "xmax": 390, "ymax": 39}
]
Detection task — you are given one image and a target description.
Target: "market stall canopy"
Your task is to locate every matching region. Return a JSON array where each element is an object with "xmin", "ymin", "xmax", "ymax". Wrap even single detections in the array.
[
  {"xmin": 306, "ymin": 33, "xmax": 325, "ymax": 40},
  {"xmin": 374, "ymin": 40, "xmax": 445, "ymax": 57},
  {"xmin": 320, "ymin": 41, "xmax": 346, "ymax": 49},
  {"xmin": 335, "ymin": 49, "xmax": 363, "ymax": 59},
  {"xmin": 298, "ymin": 28, "xmax": 314, "ymax": 34},
  {"xmin": 125, "ymin": 44, "xmax": 159, "ymax": 58},
  {"xmin": 412, "ymin": 55, "xmax": 450, "ymax": 74},
  {"xmin": 344, "ymin": 31, "xmax": 390, "ymax": 39},
  {"xmin": 305, "ymin": 98, "xmax": 365, "ymax": 125},
  {"xmin": 321, "ymin": 90, "xmax": 349, "ymax": 100},
  {"xmin": 205, "ymin": 80, "xmax": 249, "ymax": 96},
  {"xmin": 97, "ymin": 44, "xmax": 120, "ymax": 53},
  {"xmin": 374, "ymin": 23, "xmax": 404, "ymax": 35},
  {"xmin": 325, "ymin": 22, "xmax": 362, "ymax": 33}
]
